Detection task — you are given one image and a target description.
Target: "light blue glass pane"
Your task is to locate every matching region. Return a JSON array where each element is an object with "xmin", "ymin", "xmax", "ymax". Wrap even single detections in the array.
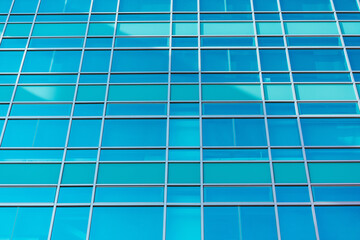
[
  {"xmin": 0, "ymin": 75, "xmax": 17, "ymax": 84},
  {"xmin": 278, "ymin": 207, "xmax": 316, "ymax": 240},
  {"xmin": 306, "ymin": 148, "xmax": 360, "ymax": 160},
  {"xmin": 200, "ymin": 12, "xmax": 252, "ymax": 20},
  {"xmin": 169, "ymin": 119, "xmax": 199, "ymax": 146},
  {"xmin": 205, "ymin": 207, "xmax": 277, "ymax": 240},
  {"xmin": 171, "ymin": 50, "xmax": 198, "ymax": 72},
  {"xmin": 0, "ymin": 187, "xmax": 55, "ymax": 203},
  {"xmin": 22, "ymin": 51, "xmax": 82, "ymax": 72},
  {"xmin": 313, "ymin": 186, "xmax": 360, "ymax": 202},
  {"xmin": 316, "ymin": 206, "xmax": 360, "ymax": 240},
  {"xmin": 280, "ymin": 0, "xmax": 332, "ymax": 11},
  {"xmin": 200, "ymin": 0, "xmax": 251, "ymax": 11},
  {"xmin": 36, "ymin": 14, "xmax": 88, "ymax": 22},
  {"xmin": 271, "ymin": 149, "xmax": 303, "ymax": 160},
  {"xmin": 95, "ymin": 187, "xmax": 163, "ymax": 202},
  {"xmin": 82, "ymin": 51, "xmax": 111, "ymax": 72},
  {"xmin": 119, "ymin": 0, "xmax": 170, "ymax": 12},
  {"xmin": 73, "ymin": 104, "xmax": 104, "ymax": 116},
  {"xmin": 39, "ymin": 0, "xmax": 91, "ymax": 12},
  {"xmin": 2, "ymin": 120, "xmax": 68, "ymax": 147},
  {"xmin": 268, "ymin": 119, "xmax": 301, "ymax": 146},
  {"xmin": 86, "ymin": 38, "xmax": 113, "ymax": 48},
  {"xmin": 283, "ymin": 13, "xmax": 334, "ymax": 20},
  {"xmin": 203, "ymin": 103, "xmax": 263, "ymax": 115},
  {"xmin": 0, "ymin": 51, "xmax": 24, "ymax": 72},
  {"xmin": 0, "ymin": 0, "xmax": 12, "ymax": 13},
  {"xmin": 167, "ymin": 187, "xmax": 200, "ymax": 203},
  {"xmin": 112, "ymin": 50, "xmax": 168, "ymax": 72},
  {"xmin": 91, "ymin": 15, "xmax": 116, "ymax": 22},
  {"xmin": 80, "ymin": 75, "xmax": 108, "ymax": 83},
  {"xmin": 253, "ymin": 0, "xmax": 278, "ymax": 11},
  {"xmin": 202, "ymin": 50, "xmax": 258, "ymax": 71},
  {"xmin": 11, "ymin": 104, "xmax": 72, "ymax": 116},
  {"xmin": 111, "ymin": 74, "xmax": 168, "ymax": 83},
  {"xmin": 68, "ymin": 120, "xmax": 102, "ymax": 147},
  {"xmin": 52, "ymin": 207, "xmax": 89, "ymax": 240},
  {"xmin": 0, "ymin": 39, "xmax": 28, "ymax": 48},
  {"xmin": 289, "ymin": 50, "xmax": 348, "ymax": 71},
  {"xmin": 100, "ymin": 149, "xmax": 166, "ymax": 161},
  {"xmin": 0, "ymin": 150, "xmax": 63, "ymax": 162},
  {"xmin": 170, "ymin": 103, "xmax": 199, "ymax": 116},
  {"xmin": 19, "ymin": 74, "xmax": 78, "ymax": 84},
  {"xmin": 263, "ymin": 73, "xmax": 290, "ymax": 82},
  {"xmin": 203, "ymin": 149, "xmax": 269, "ymax": 161},
  {"xmin": 90, "ymin": 207, "xmax": 163, "ymax": 240},
  {"xmin": 202, "ymin": 73, "xmax": 259, "ymax": 82},
  {"xmin": 12, "ymin": 0, "xmax": 38, "ymax": 13},
  {"xmin": 9, "ymin": 15, "xmax": 34, "ymax": 22},
  {"xmin": 0, "ymin": 104, "xmax": 8, "ymax": 116},
  {"xmin": 333, "ymin": 0, "xmax": 359, "ymax": 11},
  {"xmin": 168, "ymin": 149, "xmax": 200, "ymax": 161},
  {"xmin": 166, "ymin": 207, "xmax": 201, "ymax": 240},
  {"xmin": 172, "ymin": 14, "xmax": 198, "ymax": 20},
  {"xmin": 66, "ymin": 150, "xmax": 98, "ymax": 162},
  {"xmin": 301, "ymin": 118, "xmax": 360, "ymax": 146},
  {"xmin": 292, "ymin": 73, "xmax": 351, "ymax": 82},
  {"xmin": 107, "ymin": 103, "xmax": 166, "ymax": 116},
  {"xmin": 205, "ymin": 187, "xmax": 273, "ymax": 202},
  {"xmin": 276, "ymin": 186, "xmax": 310, "ymax": 202},
  {"xmin": 58, "ymin": 187, "xmax": 93, "ymax": 203},
  {"xmin": 102, "ymin": 119, "xmax": 166, "ymax": 147},
  {"xmin": 203, "ymin": 119, "xmax": 267, "ymax": 146},
  {"xmin": 201, "ymin": 37, "xmax": 255, "ymax": 47},
  {"xmin": 258, "ymin": 37, "xmax": 284, "ymax": 47},
  {"xmin": 266, "ymin": 103, "xmax": 296, "ymax": 115},
  {"xmin": 347, "ymin": 49, "xmax": 360, "ymax": 70},
  {"xmin": 287, "ymin": 37, "xmax": 341, "ymax": 46},
  {"xmin": 171, "ymin": 74, "xmax": 198, "ymax": 83},
  {"xmin": 92, "ymin": 0, "xmax": 118, "ymax": 12},
  {"xmin": 299, "ymin": 103, "xmax": 360, "ymax": 115},
  {"xmin": 115, "ymin": 37, "xmax": 169, "ymax": 47}
]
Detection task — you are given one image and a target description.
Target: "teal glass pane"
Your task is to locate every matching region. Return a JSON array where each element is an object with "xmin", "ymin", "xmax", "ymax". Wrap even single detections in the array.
[
  {"xmin": 313, "ymin": 186, "xmax": 360, "ymax": 202},
  {"xmin": 203, "ymin": 119, "xmax": 267, "ymax": 146},
  {"xmin": 58, "ymin": 187, "xmax": 93, "ymax": 203},
  {"xmin": 68, "ymin": 120, "xmax": 102, "ymax": 147},
  {"xmin": 22, "ymin": 51, "xmax": 82, "ymax": 72},
  {"xmin": 0, "ymin": 207, "xmax": 52, "ymax": 240},
  {"xmin": 340, "ymin": 22, "xmax": 360, "ymax": 35},
  {"xmin": 112, "ymin": 50, "xmax": 168, "ymax": 72},
  {"xmin": 264, "ymin": 85, "xmax": 293, "ymax": 100},
  {"xmin": 52, "ymin": 207, "xmax": 89, "ymax": 240},
  {"xmin": 166, "ymin": 207, "xmax": 201, "ymax": 240},
  {"xmin": 88, "ymin": 23, "xmax": 115, "ymax": 36},
  {"xmin": 201, "ymin": 22, "xmax": 254, "ymax": 35},
  {"xmin": 0, "ymin": 187, "xmax": 55, "ymax": 203},
  {"xmin": 280, "ymin": 0, "xmax": 332, "ymax": 11},
  {"xmin": 173, "ymin": 23, "xmax": 198, "ymax": 35},
  {"xmin": 301, "ymin": 118, "xmax": 360, "ymax": 146},
  {"xmin": 102, "ymin": 119, "xmax": 166, "ymax": 147},
  {"xmin": 276, "ymin": 186, "xmax": 310, "ymax": 202},
  {"xmin": 256, "ymin": 22, "xmax": 282, "ymax": 35},
  {"xmin": 95, "ymin": 187, "xmax": 163, "ymax": 202},
  {"xmin": 82, "ymin": 51, "xmax": 111, "ymax": 72},
  {"xmin": 0, "ymin": 51, "xmax": 24, "ymax": 72},
  {"xmin": 97, "ymin": 163, "xmax": 165, "ymax": 184},
  {"xmin": 168, "ymin": 149, "xmax": 200, "ymax": 161},
  {"xmin": 273, "ymin": 163, "xmax": 307, "ymax": 183},
  {"xmin": 168, "ymin": 163, "xmax": 200, "ymax": 183},
  {"xmin": 309, "ymin": 163, "xmax": 360, "ymax": 183},
  {"xmin": 39, "ymin": 0, "xmax": 91, "ymax": 12},
  {"xmin": 278, "ymin": 207, "xmax": 316, "ymax": 240},
  {"xmin": 11, "ymin": 104, "xmax": 72, "ymax": 116},
  {"xmin": 202, "ymin": 85, "xmax": 262, "ymax": 101},
  {"xmin": 203, "ymin": 149, "xmax": 268, "ymax": 161},
  {"xmin": 0, "ymin": 164, "xmax": 60, "ymax": 184},
  {"xmin": 2, "ymin": 120, "xmax": 68, "ymax": 147},
  {"xmin": 66, "ymin": 150, "xmax": 98, "ymax": 162},
  {"xmin": 90, "ymin": 207, "xmax": 163, "ymax": 240},
  {"xmin": 167, "ymin": 187, "xmax": 200, "ymax": 203},
  {"xmin": 106, "ymin": 103, "xmax": 166, "ymax": 116},
  {"xmin": 117, "ymin": 23, "xmax": 169, "ymax": 36},
  {"xmin": 119, "ymin": 0, "xmax": 170, "ymax": 12},
  {"xmin": 204, "ymin": 187, "xmax": 273, "ymax": 202},
  {"xmin": 15, "ymin": 86, "xmax": 75, "ymax": 101},
  {"xmin": 32, "ymin": 23, "xmax": 87, "ymax": 36},
  {"xmin": 171, "ymin": 50, "xmax": 198, "ymax": 71},
  {"xmin": 169, "ymin": 119, "xmax": 199, "ymax": 146},
  {"xmin": 100, "ymin": 149, "xmax": 166, "ymax": 161},
  {"xmin": 0, "ymin": 104, "xmax": 8, "ymax": 116},
  {"xmin": 4, "ymin": 23, "xmax": 31, "ymax": 36},
  {"xmin": 204, "ymin": 163, "xmax": 271, "ymax": 183},
  {"xmin": 19, "ymin": 74, "xmax": 78, "ymax": 84},
  {"xmin": 260, "ymin": 50, "xmax": 288, "ymax": 71},
  {"xmin": 205, "ymin": 207, "xmax": 277, "ymax": 240},
  {"xmin": 268, "ymin": 119, "xmax": 301, "ymax": 146},
  {"xmin": 316, "ymin": 206, "xmax": 360, "ymax": 240},
  {"xmin": 0, "ymin": 150, "xmax": 63, "ymax": 162},
  {"xmin": 284, "ymin": 22, "xmax": 338, "ymax": 35},
  {"xmin": 62, "ymin": 164, "xmax": 95, "ymax": 184}
]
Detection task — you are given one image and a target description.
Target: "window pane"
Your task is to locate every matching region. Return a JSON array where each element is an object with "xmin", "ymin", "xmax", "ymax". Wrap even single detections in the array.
[
  {"xmin": 39, "ymin": 0, "xmax": 91, "ymax": 12},
  {"xmin": 276, "ymin": 186, "xmax": 310, "ymax": 202},
  {"xmin": 166, "ymin": 207, "xmax": 201, "ymax": 240},
  {"xmin": 253, "ymin": 0, "xmax": 278, "ymax": 11},
  {"xmin": 95, "ymin": 187, "xmax": 163, "ymax": 202},
  {"xmin": 264, "ymin": 85, "xmax": 293, "ymax": 100},
  {"xmin": 201, "ymin": 22, "xmax": 254, "ymax": 35},
  {"xmin": 82, "ymin": 51, "xmax": 111, "ymax": 72},
  {"xmin": 32, "ymin": 23, "xmax": 87, "ymax": 36},
  {"xmin": 280, "ymin": 0, "xmax": 332, "ymax": 11},
  {"xmin": 171, "ymin": 50, "xmax": 198, "ymax": 71},
  {"xmin": 169, "ymin": 119, "xmax": 200, "ymax": 146},
  {"xmin": 68, "ymin": 120, "xmax": 102, "ymax": 147},
  {"xmin": 167, "ymin": 187, "xmax": 200, "ymax": 203},
  {"xmin": 313, "ymin": 186, "xmax": 360, "ymax": 202},
  {"xmin": 61, "ymin": 164, "xmax": 95, "ymax": 184},
  {"xmin": 333, "ymin": 0, "xmax": 359, "ymax": 11},
  {"xmin": 168, "ymin": 163, "xmax": 200, "ymax": 183},
  {"xmin": 0, "ymin": 51, "xmax": 23, "ymax": 72},
  {"xmin": 92, "ymin": 0, "xmax": 118, "ymax": 12},
  {"xmin": 117, "ymin": 23, "xmax": 169, "ymax": 36},
  {"xmin": 204, "ymin": 187, "xmax": 273, "ymax": 202},
  {"xmin": 273, "ymin": 163, "xmax": 307, "ymax": 183},
  {"xmin": 58, "ymin": 187, "xmax": 93, "ymax": 203},
  {"xmin": 119, "ymin": 0, "xmax": 170, "ymax": 12},
  {"xmin": 202, "ymin": 85, "xmax": 262, "ymax": 101},
  {"xmin": 347, "ymin": 49, "xmax": 360, "ymax": 70},
  {"xmin": 268, "ymin": 119, "xmax": 301, "ymax": 146},
  {"xmin": 260, "ymin": 50, "xmax": 288, "ymax": 71},
  {"xmin": 200, "ymin": 0, "xmax": 251, "ymax": 11},
  {"xmin": 284, "ymin": 22, "xmax": 338, "ymax": 35},
  {"xmin": 309, "ymin": 163, "xmax": 360, "ymax": 183},
  {"xmin": 0, "ymin": 187, "xmax": 55, "ymax": 203},
  {"xmin": 15, "ymin": 86, "xmax": 75, "ymax": 101}
]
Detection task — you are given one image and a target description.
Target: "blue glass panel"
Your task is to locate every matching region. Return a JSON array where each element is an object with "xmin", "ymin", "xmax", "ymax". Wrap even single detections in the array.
[
  {"xmin": 202, "ymin": 50, "xmax": 258, "ymax": 71},
  {"xmin": 0, "ymin": 150, "xmax": 63, "ymax": 162},
  {"xmin": 301, "ymin": 118, "xmax": 360, "ymax": 146},
  {"xmin": 68, "ymin": 120, "xmax": 102, "ymax": 147},
  {"xmin": 8, "ymin": 15, "xmax": 34, "ymax": 22},
  {"xmin": 292, "ymin": 73, "xmax": 351, "ymax": 82},
  {"xmin": 333, "ymin": 0, "xmax": 359, "ymax": 11},
  {"xmin": 117, "ymin": 14, "xmax": 170, "ymax": 21},
  {"xmin": 0, "ymin": 187, "xmax": 55, "ymax": 203},
  {"xmin": 171, "ymin": 74, "xmax": 198, "ymax": 83},
  {"xmin": 90, "ymin": 207, "xmax": 163, "ymax": 240},
  {"xmin": 299, "ymin": 103, "xmax": 360, "ymax": 115},
  {"xmin": 74, "ymin": 104, "xmax": 104, "ymax": 116},
  {"xmin": 200, "ymin": 13, "xmax": 252, "ymax": 20},
  {"xmin": 0, "ymin": 39, "xmax": 28, "ymax": 48},
  {"xmin": 205, "ymin": 187, "xmax": 273, "ymax": 202},
  {"xmin": 276, "ymin": 186, "xmax": 310, "ymax": 202},
  {"xmin": 82, "ymin": 51, "xmax": 111, "ymax": 72},
  {"xmin": 287, "ymin": 37, "xmax": 341, "ymax": 46},
  {"xmin": 200, "ymin": 0, "xmax": 251, "ymax": 11},
  {"xmin": 173, "ymin": 0, "xmax": 197, "ymax": 11},
  {"xmin": 263, "ymin": 73, "xmax": 290, "ymax": 82},
  {"xmin": 347, "ymin": 49, "xmax": 360, "ymax": 70},
  {"xmin": 266, "ymin": 103, "xmax": 296, "ymax": 115},
  {"xmin": 306, "ymin": 148, "xmax": 360, "ymax": 160},
  {"xmin": 107, "ymin": 103, "xmax": 167, "ymax": 116},
  {"xmin": 171, "ymin": 50, "xmax": 198, "ymax": 72},
  {"xmin": 170, "ymin": 103, "xmax": 199, "ymax": 116},
  {"xmin": 253, "ymin": 0, "xmax": 278, "ymax": 11},
  {"xmin": 268, "ymin": 119, "xmax": 301, "ymax": 146},
  {"xmin": 0, "ymin": 0, "xmax": 12, "ymax": 13},
  {"xmin": 337, "ymin": 13, "xmax": 360, "ymax": 20},
  {"xmin": 58, "ymin": 187, "xmax": 93, "ymax": 203},
  {"xmin": 0, "ymin": 75, "xmax": 17, "ymax": 84},
  {"xmin": 167, "ymin": 187, "xmax": 200, "ymax": 203},
  {"xmin": 169, "ymin": 119, "xmax": 200, "ymax": 146},
  {"xmin": 95, "ymin": 187, "xmax": 163, "ymax": 202},
  {"xmin": 202, "ymin": 73, "xmax": 259, "ymax": 82},
  {"xmin": 344, "ymin": 37, "xmax": 360, "ymax": 46},
  {"xmin": 289, "ymin": 50, "xmax": 348, "ymax": 71},
  {"xmin": 278, "ymin": 207, "xmax": 316, "ymax": 240},
  {"xmin": 111, "ymin": 74, "xmax": 168, "ymax": 83},
  {"xmin": 11, "ymin": 104, "xmax": 72, "ymax": 116},
  {"xmin": 283, "ymin": 13, "xmax": 334, "ymax": 20},
  {"xmin": 100, "ymin": 149, "xmax": 166, "ymax": 161},
  {"xmin": 92, "ymin": 0, "xmax": 118, "ymax": 12},
  {"xmin": 52, "ymin": 207, "xmax": 89, "ymax": 240},
  {"xmin": 39, "ymin": 0, "xmax": 91, "ymax": 12},
  {"xmin": 260, "ymin": 50, "xmax": 288, "ymax": 71},
  {"xmin": 271, "ymin": 149, "xmax": 303, "ymax": 161},
  {"xmin": 173, "ymin": 14, "xmax": 198, "ymax": 20},
  {"xmin": 115, "ymin": 37, "xmax": 169, "ymax": 47},
  {"xmin": 258, "ymin": 37, "xmax": 284, "ymax": 47},
  {"xmin": 280, "ymin": 0, "xmax": 332, "ymax": 11},
  {"xmin": 0, "ymin": 51, "xmax": 24, "ymax": 72},
  {"xmin": 313, "ymin": 186, "xmax": 360, "ymax": 202},
  {"xmin": 201, "ymin": 37, "xmax": 255, "ymax": 47},
  {"xmin": 172, "ymin": 38, "xmax": 198, "ymax": 47},
  {"xmin": 36, "ymin": 14, "xmax": 88, "ymax": 21},
  {"xmin": 19, "ymin": 74, "xmax": 78, "ymax": 84},
  {"xmin": 316, "ymin": 206, "xmax": 360, "ymax": 240},
  {"xmin": 255, "ymin": 13, "xmax": 280, "ymax": 20},
  {"xmin": 166, "ymin": 207, "xmax": 201, "ymax": 240},
  {"xmin": 203, "ymin": 149, "xmax": 269, "ymax": 161},
  {"xmin": 0, "ymin": 104, "xmax": 8, "ymax": 116},
  {"xmin": 86, "ymin": 38, "xmax": 113, "ymax": 48},
  {"xmin": 204, "ymin": 207, "xmax": 277, "ymax": 240},
  {"xmin": 203, "ymin": 119, "xmax": 267, "ymax": 147},
  {"xmin": 12, "ymin": 0, "xmax": 38, "ymax": 13},
  {"xmin": 119, "ymin": 0, "xmax": 170, "ymax": 12},
  {"xmin": 90, "ymin": 14, "xmax": 116, "ymax": 21},
  {"xmin": 65, "ymin": 150, "xmax": 98, "ymax": 162},
  {"xmin": 203, "ymin": 103, "xmax": 263, "ymax": 115}
]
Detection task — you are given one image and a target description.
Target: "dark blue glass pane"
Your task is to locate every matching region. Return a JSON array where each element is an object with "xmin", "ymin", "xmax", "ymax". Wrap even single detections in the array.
[
  {"xmin": 344, "ymin": 37, "xmax": 360, "ymax": 46},
  {"xmin": 202, "ymin": 73, "xmax": 259, "ymax": 83},
  {"xmin": 173, "ymin": 0, "xmax": 197, "ymax": 11},
  {"xmin": 268, "ymin": 119, "xmax": 301, "ymax": 146},
  {"xmin": 205, "ymin": 187, "xmax": 273, "ymax": 202},
  {"xmin": 86, "ymin": 38, "xmax": 113, "ymax": 48},
  {"xmin": 266, "ymin": 103, "xmax": 296, "ymax": 115},
  {"xmin": 172, "ymin": 38, "xmax": 198, "ymax": 47},
  {"xmin": 172, "ymin": 14, "xmax": 197, "ymax": 20},
  {"xmin": 347, "ymin": 49, "xmax": 360, "ymax": 70},
  {"xmin": 337, "ymin": 13, "xmax": 360, "ymax": 20},
  {"xmin": 260, "ymin": 50, "xmax": 288, "ymax": 71},
  {"xmin": 171, "ymin": 50, "xmax": 198, "ymax": 72},
  {"xmin": 92, "ymin": 0, "xmax": 118, "ymax": 12},
  {"xmin": 287, "ymin": 37, "xmax": 341, "ymax": 46},
  {"xmin": 333, "ymin": 0, "xmax": 359, "ymax": 11},
  {"xmin": 258, "ymin": 37, "xmax": 284, "ymax": 47},
  {"xmin": 276, "ymin": 186, "xmax": 310, "ymax": 202},
  {"xmin": 299, "ymin": 103, "xmax": 360, "ymax": 115},
  {"xmin": 255, "ymin": 13, "xmax": 280, "ymax": 20},
  {"xmin": 280, "ymin": 0, "xmax": 332, "ymax": 11}
]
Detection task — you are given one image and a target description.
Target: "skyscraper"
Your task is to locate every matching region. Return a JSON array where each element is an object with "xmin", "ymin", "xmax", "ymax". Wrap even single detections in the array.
[{"xmin": 0, "ymin": 0, "xmax": 359, "ymax": 239}]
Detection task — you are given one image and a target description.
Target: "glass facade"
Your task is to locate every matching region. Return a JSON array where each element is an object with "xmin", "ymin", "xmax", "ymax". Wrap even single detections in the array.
[{"xmin": 0, "ymin": 0, "xmax": 359, "ymax": 239}]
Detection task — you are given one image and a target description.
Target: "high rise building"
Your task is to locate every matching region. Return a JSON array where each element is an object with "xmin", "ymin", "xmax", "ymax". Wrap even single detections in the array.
[{"xmin": 0, "ymin": 0, "xmax": 359, "ymax": 239}]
